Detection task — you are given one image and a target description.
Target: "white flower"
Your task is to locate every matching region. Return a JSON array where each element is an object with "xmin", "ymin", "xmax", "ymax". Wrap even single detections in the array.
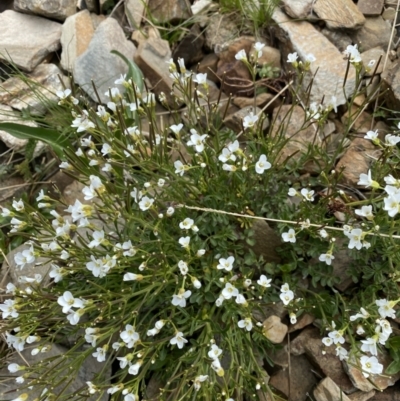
[
  {"xmin": 130, "ymin": 188, "xmax": 143, "ymax": 203},
  {"xmin": 385, "ymin": 134, "xmax": 400, "ymax": 146},
  {"xmin": 124, "ymin": 393, "xmax": 137, "ymax": 401},
  {"xmin": 208, "ymin": 344, "xmax": 222, "ymax": 359},
  {"xmin": 343, "ymin": 44, "xmax": 362, "ymax": 63},
  {"xmin": 319, "ymin": 252, "xmax": 335, "ymax": 265},
  {"xmin": 355, "ymin": 205, "xmax": 374, "ymax": 220},
  {"xmin": 238, "ymin": 317, "xmax": 253, "ymax": 331},
  {"xmin": 128, "ymin": 361, "xmax": 143, "ymax": 375},
  {"xmin": 287, "ymin": 52, "xmax": 298, "ymax": 63},
  {"xmin": 336, "ymin": 345, "xmax": 348, "ymax": 361},
  {"xmin": 359, "ymin": 355, "xmax": 383, "ymax": 378},
  {"xmin": 384, "ymin": 174, "xmax": 400, "ymax": 186},
  {"xmin": 167, "ymin": 207, "xmax": 175, "ymax": 216},
  {"xmin": 93, "ymin": 346, "xmax": 107, "ymax": 362},
  {"xmin": 88, "ymin": 230, "xmax": 105, "ymax": 248},
  {"xmin": 357, "ymin": 170, "xmax": 379, "ymax": 188},
  {"xmin": 328, "ymin": 330, "xmax": 345, "ymax": 345},
  {"xmin": 305, "ymin": 53, "xmax": 316, "ymax": 63},
  {"xmin": 197, "ymin": 249, "xmax": 206, "ymax": 257},
  {"xmin": 376, "ymin": 299, "xmax": 396, "ymax": 319},
  {"xmin": 319, "ymin": 229, "xmax": 328, "ymax": 238},
  {"xmin": 254, "ymin": 42, "xmax": 265, "ymax": 58},
  {"xmin": 170, "ymin": 123, "xmax": 183, "ymax": 135},
  {"xmin": 193, "ymin": 73, "xmax": 207, "ymax": 85},
  {"xmin": 217, "ymin": 256, "xmax": 235, "ymax": 271},
  {"xmin": 243, "ymin": 112, "xmax": 258, "ymax": 129},
  {"xmin": 170, "ymin": 332, "xmax": 188, "ymax": 349},
  {"xmin": 282, "ymin": 229, "xmax": 296, "ymax": 243},
  {"xmin": 255, "ymin": 154, "xmax": 271, "ymax": 174},
  {"xmin": 289, "ymin": 313, "xmax": 297, "ymax": 324},
  {"xmin": 179, "ymin": 236, "xmax": 190, "ymax": 248},
  {"xmin": 179, "ymin": 218, "xmax": 195, "ymax": 230},
  {"xmin": 235, "ymin": 49, "xmax": 247, "ymax": 61},
  {"xmin": 8, "ymin": 363, "xmax": 22, "ymax": 373},
  {"xmin": 360, "ymin": 337, "xmax": 378, "ymax": 356},
  {"xmin": 123, "ymin": 273, "xmax": 143, "ymax": 281},
  {"xmin": 280, "ymin": 290, "xmax": 294, "ymax": 305},
  {"xmin": 221, "ymin": 283, "xmax": 239, "ymax": 300},
  {"xmin": 383, "ymin": 194, "xmax": 400, "ymax": 217},
  {"xmin": 157, "ymin": 178, "xmax": 165, "ymax": 187},
  {"xmin": 0, "ymin": 299, "xmax": 19, "ymax": 319},
  {"xmin": 174, "ymin": 160, "xmax": 187, "ymax": 176},
  {"xmin": 178, "ymin": 260, "xmax": 189, "ymax": 275},
  {"xmin": 171, "ymin": 289, "xmax": 192, "ymax": 307},
  {"xmin": 222, "ymin": 163, "xmax": 237, "ymax": 172},
  {"xmin": 300, "ymin": 188, "xmax": 314, "ymax": 201},
  {"xmin": 364, "ymin": 130, "xmax": 379, "ymax": 141},
  {"xmin": 138, "ymin": 196, "xmax": 154, "ymax": 211},
  {"xmin": 14, "ymin": 246, "xmax": 35, "ymax": 269},
  {"xmin": 187, "ymin": 129, "xmax": 207, "ymax": 152},
  {"xmin": 12, "ymin": 199, "xmax": 24, "ymax": 211},
  {"xmin": 194, "ymin": 375, "xmax": 208, "ymax": 391},
  {"xmin": 120, "ymin": 324, "xmax": 140, "ymax": 348},
  {"xmin": 288, "ymin": 188, "xmax": 297, "ymax": 196},
  {"xmin": 57, "ymin": 291, "xmax": 84, "ymax": 314},
  {"xmin": 322, "ymin": 337, "xmax": 333, "ymax": 347},
  {"xmin": 345, "ymin": 228, "xmax": 363, "ymax": 250},
  {"xmin": 257, "ymin": 274, "xmax": 272, "ymax": 288},
  {"xmin": 350, "ymin": 307, "xmax": 369, "ymax": 321}
]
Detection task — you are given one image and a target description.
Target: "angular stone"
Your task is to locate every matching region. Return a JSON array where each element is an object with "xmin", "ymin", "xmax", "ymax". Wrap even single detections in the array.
[
  {"xmin": 336, "ymin": 138, "xmax": 381, "ymax": 187},
  {"xmin": 270, "ymin": 354, "xmax": 318, "ymax": 401},
  {"xmin": 134, "ymin": 37, "xmax": 179, "ymax": 108},
  {"xmin": 267, "ymin": 344, "xmax": 289, "ymax": 368},
  {"xmin": 204, "ymin": 12, "xmax": 239, "ymax": 51},
  {"xmin": 217, "ymin": 59, "xmax": 253, "ymax": 96},
  {"xmin": 290, "ymin": 327, "xmax": 355, "ymax": 393},
  {"xmin": 281, "ymin": 0, "xmax": 314, "ymax": 19},
  {"xmin": 341, "ymin": 106, "xmax": 374, "ymax": 134},
  {"xmin": 9, "ymin": 64, "xmax": 70, "ymax": 116},
  {"xmin": 288, "ymin": 313, "xmax": 315, "ymax": 333},
  {"xmin": 0, "ymin": 11, "xmax": 62, "ymax": 72},
  {"xmin": 173, "ymin": 24, "xmax": 204, "ymax": 66},
  {"xmin": 348, "ymin": 390, "xmax": 376, "ymax": 401},
  {"xmin": 0, "ymin": 104, "xmax": 41, "ymax": 154},
  {"xmin": 0, "ymin": 343, "xmax": 110, "ymax": 401},
  {"xmin": 331, "ymin": 239, "xmax": 355, "ymax": 292},
  {"xmin": 269, "ymin": 105, "xmax": 321, "ymax": 172},
  {"xmin": 381, "ymin": 59, "xmax": 400, "ymax": 110},
  {"xmin": 233, "ymin": 93, "xmax": 275, "ymax": 109},
  {"xmin": 198, "ymin": 53, "xmax": 219, "ymax": 83},
  {"xmin": 14, "ymin": 0, "xmax": 76, "ymax": 21},
  {"xmin": 1, "ymin": 243, "xmax": 52, "ymax": 289},
  {"xmin": 60, "ymin": 10, "xmax": 95, "ymax": 72},
  {"xmin": 258, "ymin": 46, "xmax": 281, "ymax": 69},
  {"xmin": 344, "ymin": 351, "xmax": 400, "ymax": 392},
  {"xmin": 367, "ymin": 384, "xmax": 400, "ymax": 400},
  {"xmin": 357, "ymin": 0, "xmax": 384, "ymax": 17},
  {"xmin": 147, "ymin": 0, "xmax": 191, "ymax": 23},
  {"xmin": 321, "ymin": 28, "xmax": 353, "ymax": 53},
  {"xmin": 125, "ymin": 0, "xmax": 147, "ymax": 28},
  {"xmin": 74, "ymin": 17, "xmax": 136, "ymax": 104},
  {"xmin": 314, "ymin": 377, "xmax": 351, "ymax": 401},
  {"xmin": 349, "ymin": 17, "xmax": 392, "ymax": 52},
  {"xmin": 272, "ymin": 8, "xmax": 356, "ymax": 107},
  {"xmin": 191, "ymin": 0, "xmax": 212, "ymax": 14},
  {"xmin": 313, "ymin": 0, "xmax": 365, "ymax": 29},
  {"xmin": 262, "ymin": 315, "xmax": 288, "ymax": 344}
]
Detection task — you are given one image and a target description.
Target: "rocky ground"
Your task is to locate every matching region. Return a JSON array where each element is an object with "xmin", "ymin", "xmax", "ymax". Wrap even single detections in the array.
[{"xmin": 1, "ymin": 0, "xmax": 400, "ymax": 400}]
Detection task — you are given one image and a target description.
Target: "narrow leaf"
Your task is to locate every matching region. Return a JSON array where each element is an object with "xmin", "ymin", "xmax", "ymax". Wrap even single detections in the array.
[
  {"xmin": 0, "ymin": 122, "xmax": 71, "ymax": 158},
  {"xmin": 111, "ymin": 50, "xmax": 144, "ymax": 93}
]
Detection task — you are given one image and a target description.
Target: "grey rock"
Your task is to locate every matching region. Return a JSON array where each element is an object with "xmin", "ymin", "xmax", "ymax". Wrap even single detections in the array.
[
  {"xmin": 147, "ymin": 0, "xmax": 191, "ymax": 23},
  {"xmin": 173, "ymin": 24, "xmax": 205, "ymax": 66},
  {"xmin": 0, "ymin": 10, "xmax": 62, "ymax": 72},
  {"xmin": 0, "ymin": 104, "xmax": 42, "ymax": 154},
  {"xmin": 134, "ymin": 37, "xmax": 179, "ymax": 108},
  {"xmin": 314, "ymin": 377, "xmax": 351, "ymax": 401},
  {"xmin": 313, "ymin": 0, "xmax": 365, "ymax": 29},
  {"xmin": 357, "ymin": 0, "xmax": 384, "ymax": 17},
  {"xmin": 74, "ymin": 17, "xmax": 136, "ymax": 104},
  {"xmin": 204, "ymin": 12, "xmax": 240, "ymax": 51},
  {"xmin": 321, "ymin": 27, "xmax": 353, "ymax": 53},
  {"xmin": 14, "ymin": 0, "xmax": 76, "ymax": 21},
  {"xmin": 262, "ymin": 315, "xmax": 288, "ymax": 344},
  {"xmin": 381, "ymin": 59, "xmax": 400, "ymax": 110},
  {"xmin": 348, "ymin": 390, "xmax": 376, "ymax": 401},
  {"xmin": 272, "ymin": 8, "xmax": 356, "ymax": 107},
  {"xmin": 224, "ymin": 106, "xmax": 269, "ymax": 133},
  {"xmin": 281, "ymin": 0, "xmax": 314, "ymax": 19},
  {"xmin": 126, "ymin": 0, "xmax": 147, "ymax": 28},
  {"xmin": 361, "ymin": 47, "xmax": 387, "ymax": 76},
  {"xmin": 349, "ymin": 17, "xmax": 393, "ymax": 52},
  {"xmin": 0, "ymin": 343, "xmax": 110, "ymax": 401},
  {"xmin": 60, "ymin": 10, "xmax": 95, "ymax": 73},
  {"xmin": 9, "ymin": 63, "xmax": 70, "ymax": 116}
]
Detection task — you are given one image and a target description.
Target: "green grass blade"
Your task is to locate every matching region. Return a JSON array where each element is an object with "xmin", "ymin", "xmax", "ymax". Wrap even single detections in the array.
[
  {"xmin": 0, "ymin": 122, "xmax": 72, "ymax": 159},
  {"xmin": 111, "ymin": 50, "xmax": 144, "ymax": 93}
]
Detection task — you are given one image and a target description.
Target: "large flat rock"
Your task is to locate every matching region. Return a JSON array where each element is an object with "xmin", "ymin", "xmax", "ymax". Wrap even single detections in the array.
[
  {"xmin": 14, "ymin": 0, "xmax": 76, "ymax": 21},
  {"xmin": 74, "ymin": 17, "xmax": 136, "ymax": 104},
  {"xmin": 272, "ymin": 8, "xmax": 356, "ymax": 107},
  {"xmin": 0, "ymin": 11, "xmax": 62, "ymax": 72}
]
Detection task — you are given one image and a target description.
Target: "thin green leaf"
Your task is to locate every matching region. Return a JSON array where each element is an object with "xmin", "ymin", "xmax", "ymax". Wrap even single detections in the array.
[
  {"xmin": 0, "ymin": 122, "xmax": 71, "ymax": 158},
  {"xmin": 111, "ymin": 50, "xmax": 144, "ymax": 93}
]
